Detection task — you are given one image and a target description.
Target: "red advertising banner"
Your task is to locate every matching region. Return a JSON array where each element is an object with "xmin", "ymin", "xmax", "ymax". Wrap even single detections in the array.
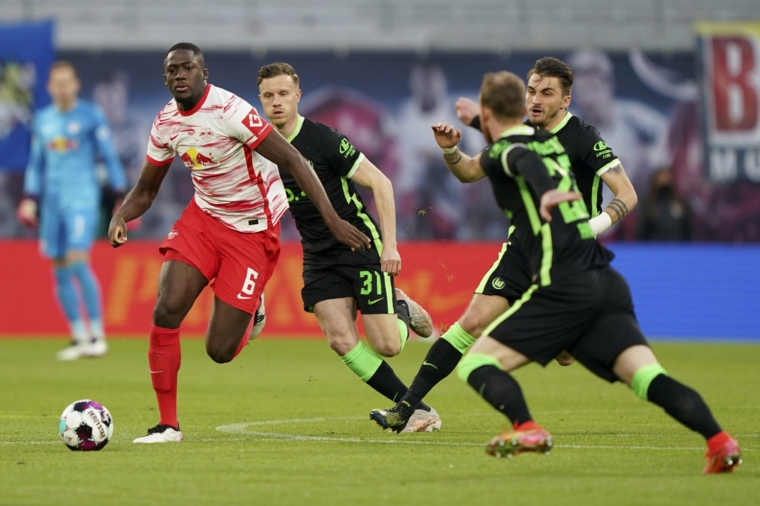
[
  {"xmin": 697, "ymin": 22, "xmax": 760, "ymax": 183},
  {"xmin": 0, "ymin": 240, "xmax": 498, "ymax": 337}
]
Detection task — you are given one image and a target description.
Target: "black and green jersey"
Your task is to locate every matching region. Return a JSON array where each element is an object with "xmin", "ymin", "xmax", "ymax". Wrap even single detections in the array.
[
  {"xmin": 532, "ymin": 113, "xmax": 619, "ymax": 217},
  {"xmin": 479, "ymin": 125, "xmax": 613, "ymax": 285},
  {"xmin": 280, "ymin": 115, "xmax": 381, "ymax": 253}
]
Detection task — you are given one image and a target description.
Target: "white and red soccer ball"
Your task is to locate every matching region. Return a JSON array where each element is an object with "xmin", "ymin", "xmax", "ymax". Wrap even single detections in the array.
[{"xmin": 58, "ymin": 400, "xmax": 114, "ymax": 451}]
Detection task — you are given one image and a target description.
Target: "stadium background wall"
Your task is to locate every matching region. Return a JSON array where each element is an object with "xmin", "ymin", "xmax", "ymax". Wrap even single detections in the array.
[{"xmin": 0, "ymin": 241, "xmax": 757, "ymax": 340}]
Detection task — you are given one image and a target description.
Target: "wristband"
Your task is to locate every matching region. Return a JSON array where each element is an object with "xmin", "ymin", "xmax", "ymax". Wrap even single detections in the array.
[
  {"xmin": 588, "ymin": 212, "xmax": 613, "ymax": 236},
  {"xmin": 441, "ymin": 145, "xmax": 459, "ymax": 155}
]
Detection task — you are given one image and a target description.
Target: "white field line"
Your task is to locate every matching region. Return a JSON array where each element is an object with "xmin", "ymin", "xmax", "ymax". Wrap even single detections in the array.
[
  {"xmin": 213, "ymin": 417, "xmax": 755, "ymax": 452},
  {"xmin": 4, "ymin": 416, "xmax": 755, "ymax": 451}
]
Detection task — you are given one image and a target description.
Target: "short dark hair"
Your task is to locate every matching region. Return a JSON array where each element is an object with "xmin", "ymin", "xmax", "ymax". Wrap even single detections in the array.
[
  {"xmin": 527, "ymin": 57, "xmax": 573, "ymax": 96},
  {"xmin": 479, "ymin": 71, "xmax": 526, "ymax": 121},
  {"xmin": 257, "ymin": 62, "xmax": 300, "ymax": 88},
  {"xmin": 49, "ymin": 60, "xmax": 78, "ymax": 79},
  {"xmin": 165, "ymin": 42, "xmax": 205, "ymax": 67}
]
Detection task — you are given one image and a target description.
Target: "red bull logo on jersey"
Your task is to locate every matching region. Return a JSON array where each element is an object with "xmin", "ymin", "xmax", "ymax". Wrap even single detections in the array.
[
  {"xmin": 46, "ymin": 137, "xmax": 79, "ymax": 152},
  {"xmin": 180, "ymin": 147, "xmax": 215, "ymax": 169}
]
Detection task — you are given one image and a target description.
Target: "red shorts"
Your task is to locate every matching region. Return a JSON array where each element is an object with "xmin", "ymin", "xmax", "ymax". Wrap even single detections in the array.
[{"xmin": 159, "ymin": 200, "xmax": 281, "ymax": 314}]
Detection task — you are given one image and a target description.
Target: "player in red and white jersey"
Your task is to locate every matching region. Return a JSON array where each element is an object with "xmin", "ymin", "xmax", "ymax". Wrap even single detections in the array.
[
  {"xmin": 108, "ymin": 43, "xmax": 369, "ymax": 444},
  {"xmin": 146, "ymin": 79, "xmax": 288, "ymax": 233}
]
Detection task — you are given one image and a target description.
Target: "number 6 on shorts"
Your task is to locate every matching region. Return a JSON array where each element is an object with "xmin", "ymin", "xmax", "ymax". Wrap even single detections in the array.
[{"xmin": 241, "ymin": 268, "xmax": 259, "ymax": 296}]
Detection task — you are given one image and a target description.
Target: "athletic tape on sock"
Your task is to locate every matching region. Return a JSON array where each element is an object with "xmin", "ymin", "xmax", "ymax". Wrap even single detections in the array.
[
  {"xmin": 341, "ymin": 341, "xmax": 383, "ymax": 382},
  {"xmin": 457, "ymin": 352, "xmax": 504, "ymax": 383},
  {"xmin": 631, "ymin": 363, "xmax": 668, "ymax": 400},
  {"xmin": 441, "ymin": 323, "xmax": 477, "ymax": 354}
]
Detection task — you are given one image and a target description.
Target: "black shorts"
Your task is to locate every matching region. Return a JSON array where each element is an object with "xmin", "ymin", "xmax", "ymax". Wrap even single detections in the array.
[
  {"xmin": 302, "ymin": 249, "xmax": 396, "ymax": 315},
  {"xmin": 475, "ymin": 242, "xmax": 533, "ymax": 304},
  {"xmin": 484, "ymin": 266, "xmax": 649, "ymax": 383}
]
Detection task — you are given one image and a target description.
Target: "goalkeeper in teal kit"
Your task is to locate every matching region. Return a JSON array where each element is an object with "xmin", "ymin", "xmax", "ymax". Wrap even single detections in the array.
[{"xmin": 18, "ymin": 61, "xmax": 127, "ymax": 360}]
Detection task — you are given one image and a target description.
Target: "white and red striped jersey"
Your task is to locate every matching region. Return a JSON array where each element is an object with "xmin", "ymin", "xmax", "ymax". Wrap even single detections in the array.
[{"xmin": 146, "ymin": 84, "xmax": 288, "ymax": 233}]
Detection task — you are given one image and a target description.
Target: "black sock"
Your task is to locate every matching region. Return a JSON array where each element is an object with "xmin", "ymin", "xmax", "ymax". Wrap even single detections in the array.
[
  {"xmin": 646, "ymin": 374, "xmax": 722, "ymax": 440},
  {"xmin": 366, "ymin": 361, "xmax": 409, "ymax": 403},
  {"xmin": 396, "ymin": 299, "xmax": 410, "ymax": 329},
  {"xmin": 467, "ymin": 365, "xmax": 533, "ymax": 427},
  {"xmin": 400, "ymin": 338, "xmax": 463, "ymax": 408}
]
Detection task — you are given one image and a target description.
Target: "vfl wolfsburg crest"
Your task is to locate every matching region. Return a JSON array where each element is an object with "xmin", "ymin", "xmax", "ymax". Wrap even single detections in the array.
[{"xmin": 492, "ymin": 277, "xmax": 506, "ymax": 290}]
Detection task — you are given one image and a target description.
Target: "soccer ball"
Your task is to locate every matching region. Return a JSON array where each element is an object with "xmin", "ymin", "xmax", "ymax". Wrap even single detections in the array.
[{"xmin": 58, "ymin": 400, "xmax": 114, "ymax": 451}]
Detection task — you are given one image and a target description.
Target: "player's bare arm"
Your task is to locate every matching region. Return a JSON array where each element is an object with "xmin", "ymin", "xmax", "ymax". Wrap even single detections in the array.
[
  {"xmin": 108, "ymin": 160, "xmax": 171, "ymax": 247},
  {"xmin": 350, "ymin": 158, "xmax": 401, "ymax": 276},
  {"xmin": 431, "ymin": 122, "xmax": 486, "ymax": 183},
  {"xmin": 254, "ymin": 130, "xmax": 370, "ymax": 251},
  {"xmin": 455, "ymin": 97, "xmax": 481, "ymax": 126},
  {"xmin": 590, "ymin": 163, "xmax": 638, "ymax": 235}
]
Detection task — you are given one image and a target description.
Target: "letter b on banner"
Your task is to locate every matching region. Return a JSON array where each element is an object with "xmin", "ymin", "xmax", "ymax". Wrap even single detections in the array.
[{"xmin": 711, "ymin": 36, "xmax": 758, "ymax": 131}]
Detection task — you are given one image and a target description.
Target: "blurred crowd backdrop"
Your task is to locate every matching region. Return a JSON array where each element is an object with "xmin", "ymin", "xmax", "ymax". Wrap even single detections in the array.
[{"xmin": 1, "ymin": 19, "xmax": 759, "ymax": 243}]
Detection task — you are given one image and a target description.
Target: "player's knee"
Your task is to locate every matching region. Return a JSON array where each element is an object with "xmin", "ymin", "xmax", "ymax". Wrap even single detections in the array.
[
  {"xmin": 370, "ymin": 338, "xmax": 401, "ymax": 358},
  {"xmin": 327, "ymin": 332, "xmax": 357, "ymax": 356},
  {"xmin": 205, "ymin": 340, "xmax": 236, "ymax": 364},
  {"xmin": 152, "ymin": 301, "xmax": 185, "ymax": 329},
  {"xmin": 458, "ymin": 311, "xmax": 485, "ymax": 338}
]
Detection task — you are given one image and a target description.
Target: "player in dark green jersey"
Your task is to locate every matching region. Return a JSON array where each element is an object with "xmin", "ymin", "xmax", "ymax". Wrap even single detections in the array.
[
  {"xmin": 370, "ymin": 58, "xmax": 637, "ymax": 432},
  {"xmin": 257, "ymin": 63, "xmax": 440, "ymax": 432},
  {"xmin": 373, "ymin": 71, "xmax": 740, "ymax": 473}
]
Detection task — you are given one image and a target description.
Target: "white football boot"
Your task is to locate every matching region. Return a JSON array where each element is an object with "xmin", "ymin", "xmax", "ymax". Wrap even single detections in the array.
[
  {"xmin": 133, "ymin": 424, "xmax": 184, "ymax": 443},
  {"xmin": 84, "ymin": 338, "xmax": 108, "ymax": 358},
  {"xmin": 401, "ymin": 406, "xmax": 442, "ymax": 433},
  {"xmin": 56, "ymin": 341, "xmax": 89, "ymax": 361},
  {"xmin": 394, "ymin": 288, "xmax": 433, "ymax": 338},
  {"xmin": 249, "ymin": 293, "xmax": 266, "ymax": 341}
]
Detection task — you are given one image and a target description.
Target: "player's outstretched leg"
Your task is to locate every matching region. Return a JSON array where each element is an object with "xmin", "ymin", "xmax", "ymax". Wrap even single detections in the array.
[
  {"xmin": 364, "ymin": 297, "xmax": 440, "ymax": 433},
  {"xmin": 457, "ymin": 336, "xmax": 552, "ymax": 459},
  {"xmin": 134, "ymin": 260, "xmax": 207, "ymax": 444},
  {"xmin": 370, "ymin": 294, "xmax": 508, "ymax": 432},
  {"xmin": 316, "ymin": 298, "xmax": 439, "ymax": 432},
  {"xmin": 614, "ymin": 345, "xmax": 741, "ymax": 474}
]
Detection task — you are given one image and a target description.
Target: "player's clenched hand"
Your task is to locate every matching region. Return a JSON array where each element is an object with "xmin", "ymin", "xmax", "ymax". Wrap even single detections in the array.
[
  {"xmin": 329, "ymin": 219, "xmax": 370, "ymax": 251},
  {"xmin": 539, "ymin": 190, "xmax": 582, "ymax": 222},
  {"xmin": 108, "ymin": 214, "xmax": 129, "ymax": 248},
  {"xmin": 380, "ymin": 245, "xmax": 401, "ymax": 276},
  {"xmin": 16, "ymin": 198, "xmax": 38, "ymax": 227},
  {"xmin": 113, "ymin": 199, "xmax": 142, "ymax": 232},
  {"xmin": 455, "ymin": 97, "xmax": 480, "ymax": 126},
  {"xmin": 431, "ymin": 123, "xmax": 462, "ymax": 149}
]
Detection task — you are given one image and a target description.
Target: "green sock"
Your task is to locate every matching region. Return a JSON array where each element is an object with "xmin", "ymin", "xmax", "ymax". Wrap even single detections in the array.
[
  {"xmin": 341, "ymin": 341, "xmax": 410, "ymax": 402},
  {"xmin": 441, "ymin": 322, "xmax": 477, "ymax": 354},
  {"xmin": 341, "ymin": 341, "xmax": 383, "ymax": 382}
]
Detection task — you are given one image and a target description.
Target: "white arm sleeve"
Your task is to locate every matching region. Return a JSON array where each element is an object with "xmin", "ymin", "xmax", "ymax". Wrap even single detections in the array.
[{"xmin": 589, "ymin": 212, "xmax": 613, "ymax": 236}]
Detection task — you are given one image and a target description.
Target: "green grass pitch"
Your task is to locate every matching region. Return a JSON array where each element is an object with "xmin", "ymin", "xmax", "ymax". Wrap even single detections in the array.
[{"xmin": 1, "ymin": 338, "xmax": 758, "ymax": 505}]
